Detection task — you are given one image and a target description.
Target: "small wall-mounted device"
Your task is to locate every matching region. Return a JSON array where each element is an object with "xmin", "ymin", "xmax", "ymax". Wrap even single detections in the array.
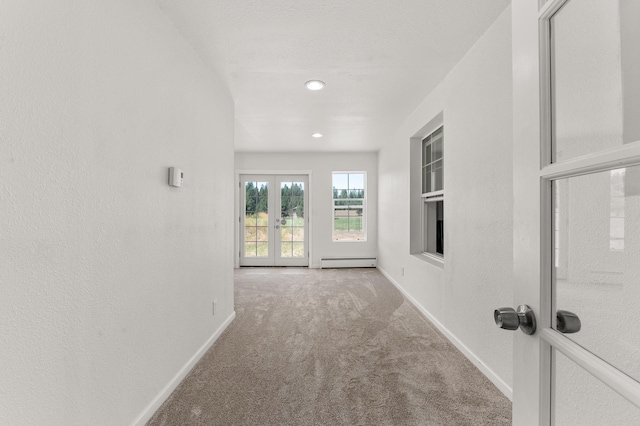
[{"xmin": 168, "ymin": 167, "xmax": 183, "ymax": 187}]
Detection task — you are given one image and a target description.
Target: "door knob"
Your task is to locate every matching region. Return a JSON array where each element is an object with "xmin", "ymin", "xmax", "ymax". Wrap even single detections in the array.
[
  {"xmin": 494, "ymin": 305, "xmax": 536, "ymax": 335},
  {"xmin": 557, "ymin": 310, "xmax": 581, "ymax": 334}
]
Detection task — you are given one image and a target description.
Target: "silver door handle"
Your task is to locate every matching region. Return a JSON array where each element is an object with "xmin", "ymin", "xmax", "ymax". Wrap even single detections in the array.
[
  {"xmin": 494, "ymin": 305, "xmax": 536, "ymax": 335},
  {"xmin": 275, "ymin": 225, "xmax": 280, "ymax": 229},
  {"xmin": 557, "ymin": 310, "xmax": 581, "ymax": 334}
]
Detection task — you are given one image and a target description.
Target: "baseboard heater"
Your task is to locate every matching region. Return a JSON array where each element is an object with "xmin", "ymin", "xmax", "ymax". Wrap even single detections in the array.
[{"xmin": 320, "ymin": 257, "xmax": 377, "ymax": 269}]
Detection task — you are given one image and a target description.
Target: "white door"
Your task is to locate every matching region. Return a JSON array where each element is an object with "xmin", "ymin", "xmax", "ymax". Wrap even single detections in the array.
[
  {"xmin": 240, "ymin": 174, "xmax": 309, "ymax": 267},
  {"xmin": 510, "ymin": 0, "xmax": 640, "ymax": 424}
]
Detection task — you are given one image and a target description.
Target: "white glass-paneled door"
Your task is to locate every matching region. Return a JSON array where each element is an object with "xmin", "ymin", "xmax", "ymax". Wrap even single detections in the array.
[
  {"xmin": 510, "ymin": 1, "xmax": 640, "ymax": 424},
  {"xmin": 240, "ymin": 174, "xmax": 309, "ymax": 267}
]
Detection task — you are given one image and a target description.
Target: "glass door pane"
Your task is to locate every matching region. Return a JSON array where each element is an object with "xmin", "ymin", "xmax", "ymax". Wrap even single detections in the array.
[
  {"xmin": 551, "ymin": 0, "xmax": 640, "ymax": 162},
  {"xmin": 553, "ymin": 166, "xmax": 640, "ymax": 383},
  {"xmin": 244, "ymin": 181, "xmax": 269, "ymax": 258},
  {"xmin": 279, "ymin": 180, "xmax": 305, "ymax": 258},
  {"xmin": 553, "ymin": 349, "xmax": 640, "ymax": 425}
]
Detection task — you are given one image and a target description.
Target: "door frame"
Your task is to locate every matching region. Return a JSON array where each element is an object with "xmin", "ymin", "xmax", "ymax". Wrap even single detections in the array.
[
  {"xmin": 513, "ymin": 1, "xmax": 640, "ymax": 424},
  {"xmin": 235, "ymin": 170, "xmax": 313, "ymax": 268}
]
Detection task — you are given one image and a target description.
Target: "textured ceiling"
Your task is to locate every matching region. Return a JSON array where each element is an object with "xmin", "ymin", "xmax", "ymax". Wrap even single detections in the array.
[{"xmin": 157, "ymin": 0, "xmax": 510, "ymax": 152}]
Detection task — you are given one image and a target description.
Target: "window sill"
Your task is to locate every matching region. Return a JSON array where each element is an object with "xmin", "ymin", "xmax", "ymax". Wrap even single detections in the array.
[{"xmin": 412, "ymin": 252, "xmax": 444, "ymax": 268}]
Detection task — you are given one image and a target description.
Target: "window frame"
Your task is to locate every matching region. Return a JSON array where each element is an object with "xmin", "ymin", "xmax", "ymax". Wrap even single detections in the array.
[
  {"xmin": 331, "ymin": 171, "xmax": 367, "ymax": 242},
  {"xmin": 421, "ymin": 126, "xmax": 444, "ymax": 258}
]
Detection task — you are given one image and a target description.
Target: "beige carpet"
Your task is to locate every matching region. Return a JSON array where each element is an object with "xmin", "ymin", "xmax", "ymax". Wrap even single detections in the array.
[{"xmin": 148, "ymin": 268, "xmax": 511, "ymax": 425}]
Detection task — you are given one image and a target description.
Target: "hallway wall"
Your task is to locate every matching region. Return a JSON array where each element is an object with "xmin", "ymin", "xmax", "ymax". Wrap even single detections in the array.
[
  {"xmin": 235, "ymin": 152, "xmax": 378, "ymax": 268},
  {"xmin": 377, "ymin": 6, "xmax": 514, "ymax": 396},
  {"xmin": 0, "ymin": 1, "xmax": 235, "ymax": 424}
]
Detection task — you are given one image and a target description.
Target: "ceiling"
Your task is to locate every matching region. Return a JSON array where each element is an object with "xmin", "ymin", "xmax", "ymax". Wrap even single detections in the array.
[{"xmin": 156, "ymin": 0, "xmax": 510, "ymax": 152}]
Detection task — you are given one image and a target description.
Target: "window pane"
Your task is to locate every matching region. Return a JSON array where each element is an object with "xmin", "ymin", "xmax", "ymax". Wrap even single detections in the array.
[
  {"xmin": 553, "ymin": 166, "xmax": 640, "ymax": 383},
  {"xmin": 244, "ymin": 242, "xmax": 257, "ymax": 257},
  {"xmin": 436, "ymin": 201, "xmax": 444, "ymax": 255},
  {"xmin": 245, "ymin": 213, "xmax": 257, "ymax": 226},
  {"xmin": 256, "ymin": 227, "xmax": 269, "ymax": 242},
  {"xmin": 336, "ymin": 189, "xmax": 349, "ymax": 199},
  {"xmin": 281, "ymin": 242, "xmax": 293, "ymax": 258},
  {"xmin": 333, "ymin": 208, "xmax": 348, "ymax": 239},
  {"xmin": 333, "ymin": 172, "xmax": 366, "ymax": 241},
  {"xmin": 290, "ymin": 195, "xmax": 303, "ymax": 215},
  {"xmin": 280, "ymin": 227, "xmax": 293, "ymax": 242},
  {"xmin": 245, "ymin": 181, "xmax": 257, "ymax": 198},
  {"xmin": 550, "ymin": 0, "xmax": 639, "ymax": 161},
  {"xmin": 424, "ymin": 139, "xmax": 432, "ymax": 165},
  {"xmin": 291, "ymin": 182, "xmax": 304, "ymax": 195},
  {"xmin": 256, "ymin": 212, "xmax": 268, "ymax": 226},
  {"xmin": 245, "ymin": 227, "xmax": 257, "ymax": 241},
  {"xmin": 424, "ymin": 164, "xmax": 432, "ymax": 193},
  {"xmin": 332, "ymin": 173, "xmax": 348, "ymax": 190},
  {"xmin": 292, "ymin": 227, "xmax": 305, "ymax": 241},
  {"xmin": 424, "ymin": 200, "xmax": 444, "ymax": 256},
  {"xmin": 256, "ymin": 242, "xmax": 268, "ymax": 257},
  {"xmin": 433, "ymin": 159, "xmax": 443, "ymax": 192},
  {"xmin": 292, "ymin": 242, "xmax": 304, "ymax": 258},
  {"xmin": 348, "ymin": 173, "xmax": 364, "ymax": 190},
  {"xmin": 554, "ymin": 349, "xmax": 640, "ymax": 426},
  {"xmin": 433, "ymin": 139, "xmax": 443, "ymax": 162}
]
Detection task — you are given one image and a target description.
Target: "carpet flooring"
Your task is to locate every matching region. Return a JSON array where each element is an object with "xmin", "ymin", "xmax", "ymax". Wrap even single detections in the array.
[{"xmin": 148, "ymin": 268, "xmax": 511, "ymax": 425}]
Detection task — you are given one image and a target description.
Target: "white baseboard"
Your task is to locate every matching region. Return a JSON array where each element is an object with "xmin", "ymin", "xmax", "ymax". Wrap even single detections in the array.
[
  {"xmin": 131, "ymin": 311, "xmax": 236, "ymax": 426},
  {"xmin": 321, "ymin": 257, "xmax": 377, "ymax": 268},
  {"xmin": 377, "ymin": 267, "xmax": 513, "ymax": 401}
]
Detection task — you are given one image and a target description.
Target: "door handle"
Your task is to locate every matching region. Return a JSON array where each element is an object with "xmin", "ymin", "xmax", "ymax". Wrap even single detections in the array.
[
  {"xmin": 494, "ymin": 305, "xmax": 536, "ymax": 335},
  {"xmin": 557, "ymin": 310, "xmax": 581, "ymax": 334},
  {"xmin": 275, "ymin": 225, "xmax": 280, "ymax": 229}
]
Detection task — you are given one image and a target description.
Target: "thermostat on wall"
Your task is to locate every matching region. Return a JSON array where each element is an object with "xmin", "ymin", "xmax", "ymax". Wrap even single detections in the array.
[{"xmin": 168, "ymin": 167, "xmax": 183, "ymax": 187}]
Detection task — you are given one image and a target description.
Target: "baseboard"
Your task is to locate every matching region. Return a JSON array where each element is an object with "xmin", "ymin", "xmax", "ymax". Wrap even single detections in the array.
[
  {"xmin": 377, "ymin": 266, "xmax": 513, "ymax": 401},
  {"xmin": 321, "ymin": 257, "xmax": 377, "ymax": 268},
  {"xmin": 131, "ymin": 311, "xmax": 236, "ymax": 426}
]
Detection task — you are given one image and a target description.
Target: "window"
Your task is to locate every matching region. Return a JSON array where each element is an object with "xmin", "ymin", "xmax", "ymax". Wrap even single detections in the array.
[
  {"xmin": 422, "ymin": 127, "xmax": 444, "ymax": 256},
  {"xmin": 332, "ymin": 172, "xmax": 366, "ymax": 241}
]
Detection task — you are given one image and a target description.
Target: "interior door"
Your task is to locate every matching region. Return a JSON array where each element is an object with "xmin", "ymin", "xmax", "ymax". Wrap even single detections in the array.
[
  {"xmin": 511, "ymin": 0, "xmax": 640, "ymax": 424},
  {"xmin": 240, "ymin": 174, "xmax": 309, "ymax": 267}
]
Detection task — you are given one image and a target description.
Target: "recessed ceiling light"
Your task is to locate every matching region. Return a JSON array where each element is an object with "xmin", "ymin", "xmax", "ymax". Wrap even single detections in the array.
[
  {"xmin": 305, "ymin": 80, "xmax": 325, "ymax": 91},
  {"xmin": 312, "ymin": 133, "xmax": 323, "ymax": 138}
]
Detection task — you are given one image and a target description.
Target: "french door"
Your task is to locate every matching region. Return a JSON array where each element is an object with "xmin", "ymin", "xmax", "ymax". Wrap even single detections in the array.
[
  {"xmin": 511, "ymin": 0, "xmax": 640, "ymax": 424},
  {"xmin": 239, "ymin": 174, "xmax": 309, "ymax": 267}
]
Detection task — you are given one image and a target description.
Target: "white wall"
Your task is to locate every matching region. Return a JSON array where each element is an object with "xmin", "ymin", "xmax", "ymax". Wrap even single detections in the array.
[
  {"xmin": 377, "ymin": 6, "xmax": 514, "ymax": 397},
  {"xmin": 0, "ymin": 1, "xmax": 235, "ymax": 425},
  {"xmin": 235, "ymin": 152, "xmax": 378, "ymax": 268}
]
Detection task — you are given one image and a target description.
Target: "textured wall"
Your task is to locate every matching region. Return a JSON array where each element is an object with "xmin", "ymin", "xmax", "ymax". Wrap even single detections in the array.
[
  {"xmin": 235, "ymin": 152, "xmax": 378, "ymax": 268},
  {"xmin": 0, "ymin": 1, "xmax": 234, "ymax": 424},
  {"xmin": 377, "ymin": 6, "xmax": 514, "ymax": 396}
]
